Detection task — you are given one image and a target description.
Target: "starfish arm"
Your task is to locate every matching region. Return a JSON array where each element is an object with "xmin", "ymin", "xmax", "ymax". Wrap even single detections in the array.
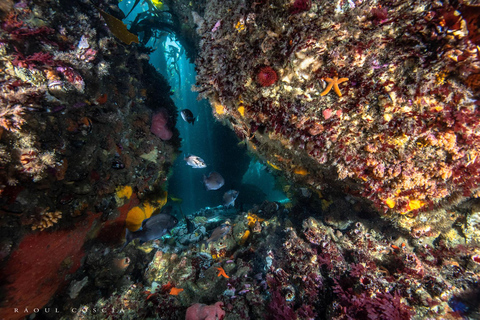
[
  {"xmin": 333, "ymin": 84, "xmax": 342, "ymax": 97},
  {"xmin": 320, "ymin": 81, "xmax": 334, "ymax": 96},
  {"xmin": 216, "ymin": 267, "xmax": 229, "ymax": 278},
  {"xmin": 334, "ymin": 78, "xmax": 349, "ymax": 96}
]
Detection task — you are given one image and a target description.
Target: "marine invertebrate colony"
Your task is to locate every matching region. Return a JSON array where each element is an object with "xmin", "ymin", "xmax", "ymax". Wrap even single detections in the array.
[{"xmin": 256, "ymin": 66, "xmax": 278, "ymax": 87}]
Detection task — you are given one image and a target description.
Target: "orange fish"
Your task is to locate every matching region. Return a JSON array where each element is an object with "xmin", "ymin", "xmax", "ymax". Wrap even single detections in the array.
[
  {"xmin": 169, "ymin": 287, "xmax": 184, "ymax": 295},
  {"xmin": 216, "ymin": 267, "xmax": 229, "ymax": 279}
]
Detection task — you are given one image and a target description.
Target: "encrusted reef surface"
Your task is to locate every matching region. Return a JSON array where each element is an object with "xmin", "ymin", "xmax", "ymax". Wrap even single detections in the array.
[
  {"xmin": 0, "ymin": 0, "xmax": 179, "ymax": 318},
  {"xmin": 183, "ymin": 0, "xmax": 480, "ymax": 226},
  {"xmin": 62, "ymin": 199, "xmax": 480, "ymax": 319}
]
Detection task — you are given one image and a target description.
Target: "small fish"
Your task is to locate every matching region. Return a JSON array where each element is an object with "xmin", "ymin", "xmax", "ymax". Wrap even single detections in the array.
[
  {"xmin": 180, "ymin": 109, "xmax": 196, "ymax": 125},
  {"xmin": 207, "ymin": 222, "xmax": 231, "ymax": 243},
  {"xmin": 185, "ymin": 216, "xmax": 194, "ymax": 233},
  {"xmin": 179, "ymin": 204, "xmax": 194, "ymax": 233},
  {"xmin": 169, "ymin": 197, "xmax": 183, "ymax": 203},
  {"xmin": 223, "ymin": 190, "xmax": 239, "ymax": 207},
  {"xmin": 267, "ymin": 160, "xmax": 281, "ymax": 170},
  {"xmin": 184, "ymin": 154, "xmax": 207, "ymax": 168},
  {"xmin": 216, "ymin": 267, "xmax": 229, "ymax": 278},
  {"xmin": 203, "ymin": 171, "xmax": 224, "ymax": 190},
  {"xmin": 121, "ymin": 213, "xmax": 178, "ymax": 250}
]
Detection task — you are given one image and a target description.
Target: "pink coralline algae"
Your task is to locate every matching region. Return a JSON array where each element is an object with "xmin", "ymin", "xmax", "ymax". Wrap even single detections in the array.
[
  {"xmin": 185, "ymin": 302, "xmax": 225, "ymax": 320},
  {"xmin": 151, "ymin": 109, "xmax": 173, "ymax": 141}
]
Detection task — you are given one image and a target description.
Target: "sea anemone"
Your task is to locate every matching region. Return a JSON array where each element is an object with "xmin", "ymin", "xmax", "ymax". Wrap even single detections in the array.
[{"xmin": 256, "ymin": 66, "xmax": 278, "ymax": 87}]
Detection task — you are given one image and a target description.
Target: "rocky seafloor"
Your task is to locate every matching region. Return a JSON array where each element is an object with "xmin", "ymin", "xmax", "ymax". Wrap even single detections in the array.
[
  {"xmin": 0, "ymin": 0, "xmax": 479, "ymax": 319},
  {"xmin": 52, "ymin": 195, "xmax": 479, "ymax": 320}
]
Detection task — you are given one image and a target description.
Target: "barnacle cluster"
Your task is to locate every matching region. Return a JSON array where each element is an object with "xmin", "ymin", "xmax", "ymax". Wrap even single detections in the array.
[{"xmin": 178, "ymin": 0, "xmax": 480, "ymax": 225}]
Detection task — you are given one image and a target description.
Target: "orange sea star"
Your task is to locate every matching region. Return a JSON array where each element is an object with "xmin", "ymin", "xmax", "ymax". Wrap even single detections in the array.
[
  {"xmin": 320, "ymin": 76, "xmax": 349, "ymax": 97},
  {"xmin": 216, "ymin": 267, "xmax": 230, "ymax": 278},
  {"xmin": 169, "ymin": 287, "xmax": 184, "ymax": 295}
]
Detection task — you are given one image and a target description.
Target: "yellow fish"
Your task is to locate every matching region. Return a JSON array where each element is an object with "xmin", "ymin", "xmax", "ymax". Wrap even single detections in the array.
[
  {"xmin": 267, "ymin": 161, "xmax": 281, "ymax": 170},
  {"xmin": 169, "ymin": 197, "xmax": 183, "ymax": 203},
  {"xmin": 294, "ymin": 167, "xmax": 309, "ymax": 175}
]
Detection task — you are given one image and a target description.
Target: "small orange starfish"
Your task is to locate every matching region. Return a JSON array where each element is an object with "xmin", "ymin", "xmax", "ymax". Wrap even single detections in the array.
[
  {"xmin": 320, "ymin": 76, "xmax": 349, "ymax": 97},
  {"xmin": 169, "ymin": 287, "xmax": 184, "ymax": 295},
  {"xmin": 216, "ymin": 267, "xmax": 230, "ymax": 278}
]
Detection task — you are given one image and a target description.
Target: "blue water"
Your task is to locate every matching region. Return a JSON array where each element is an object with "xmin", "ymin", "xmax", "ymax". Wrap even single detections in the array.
[{"xmin": 119, "ymin": 2, "xmax": 287, "ymax": 216}]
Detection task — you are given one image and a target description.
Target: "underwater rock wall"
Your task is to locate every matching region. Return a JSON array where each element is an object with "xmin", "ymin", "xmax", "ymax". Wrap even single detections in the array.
[
  {"xmin": 0, "ymin": 0, "xmax": 180, "ymax": 318},
  {"xmin": 173, "ymin": 0, "xmax": 480, "ymax": 230}
]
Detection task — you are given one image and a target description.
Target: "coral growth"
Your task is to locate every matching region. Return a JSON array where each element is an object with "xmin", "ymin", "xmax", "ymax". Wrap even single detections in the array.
[{"xmin": 31, "ymin": 210, "xmax": 62, "ymax": 231}]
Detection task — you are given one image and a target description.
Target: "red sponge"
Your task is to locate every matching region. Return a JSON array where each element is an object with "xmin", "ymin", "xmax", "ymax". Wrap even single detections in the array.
[
  {"xmin": 150, "ymin": 108, "xmax": 172, "ymax": 140},
  {"xmin": 185, "ymin": 302, "xmax": 225, "ymax": 320}
]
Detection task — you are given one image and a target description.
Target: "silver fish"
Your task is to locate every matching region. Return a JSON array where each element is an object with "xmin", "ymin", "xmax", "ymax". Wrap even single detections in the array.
[
  {"xmin": 223, "ymin": 190, "xmax": 239, "ymax": 207},
  {"xmin": 207, "ymin": 222, "xmax": 231, "ymax": 243},
  {"xmin": 121, "ymin": 213, "xmax": 178, "ymax": 250},
  {"xmin": 184, "ymin": 154, "xmax": 207, "ymax": 168},
  {"xmin": 203, "ymin": 171, "xmax": 225, "ymax": 190}
]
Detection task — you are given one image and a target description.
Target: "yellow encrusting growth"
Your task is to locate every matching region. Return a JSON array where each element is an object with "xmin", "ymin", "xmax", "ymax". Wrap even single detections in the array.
[
  {"xmin": 407, "ymin": 199, "xmax": 425, "ymax": 211},
  {"xmin": 400, "ymin": 199, "xmax": 426, "ymax": 214},
  {"xmin": 116, "ymin": 185, "xmax": 133, "ymax": 200},
  {"xmin": 239, "ymin": 230, "xmax": 250, "ymax": 245},
  {"xmin": 214, "ymin": 103, "xmax": 225, "ymax": 115},
  {"xmin": 235, "ymin": 20, "xmax": 246, "ymax": 32},
  {"xmin": 126, "ymin": 206, "xmax": 147, "ymax": 231},
  {"xmin": 385, "ymin": 198, "xmax": 396, "ymax": 209},
  {"xmin": 126, "ymin": 191, "xmax": 168, "ymax": 231},
  {"xmin": 238, "ymin": 106, "xmax": 245, "ymax": 117},
  {"xmin": 247, "ymin": 212, "xmax": 264, "ymax": 227}
]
